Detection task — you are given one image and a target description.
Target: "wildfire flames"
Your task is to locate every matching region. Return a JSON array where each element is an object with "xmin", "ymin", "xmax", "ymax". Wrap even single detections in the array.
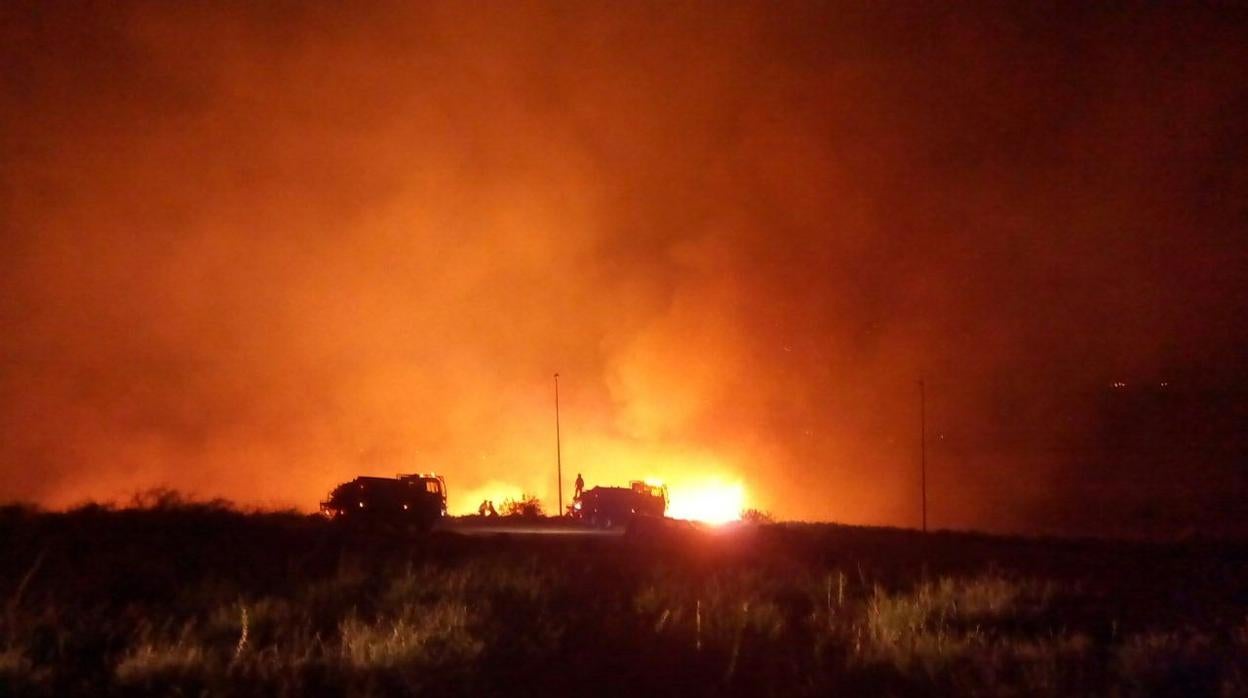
[
  {"xmin": 664, "ymin": 479, "xmax": 746, "ymax": 525},
  {"xmin": 452, "ymin": 469, "xmax": 749, "ymax": 525}
]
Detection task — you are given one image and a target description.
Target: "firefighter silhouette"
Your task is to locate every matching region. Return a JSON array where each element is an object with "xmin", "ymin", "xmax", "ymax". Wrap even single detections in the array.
[
  {"xmin": 478, "ymin": 500, "xmax": 499, "ymax": 517},
  {"xmin": 574, "ymin": 473, "xmax": 584, "ymax": 500}
]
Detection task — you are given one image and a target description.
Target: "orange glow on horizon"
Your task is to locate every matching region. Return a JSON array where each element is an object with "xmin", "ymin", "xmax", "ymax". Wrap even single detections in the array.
[
  {"xmin": 6, "ymin": 2, "xmax": 1240, "ymax": 539},
  {"xmin": 452, "ymin": 480, "xmax": 527, "ymax": 516}
]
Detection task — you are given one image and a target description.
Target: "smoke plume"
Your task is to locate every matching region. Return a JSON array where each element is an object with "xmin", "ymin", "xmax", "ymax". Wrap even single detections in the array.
[{"xmin": 2, "ymin": 1, "xmax": 1245, "ymax": 534}]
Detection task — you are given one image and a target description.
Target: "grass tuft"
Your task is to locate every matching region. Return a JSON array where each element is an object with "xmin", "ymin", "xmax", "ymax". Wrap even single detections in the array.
[{"xmin": 339, "ymin": 602, "xmax": 481, "ymax": 669}]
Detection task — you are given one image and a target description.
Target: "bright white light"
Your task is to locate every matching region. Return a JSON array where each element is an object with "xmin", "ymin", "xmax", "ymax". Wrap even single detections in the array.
[{"xmin": 667, "ymin": 481, "xmax": 746, "ymax": 525}]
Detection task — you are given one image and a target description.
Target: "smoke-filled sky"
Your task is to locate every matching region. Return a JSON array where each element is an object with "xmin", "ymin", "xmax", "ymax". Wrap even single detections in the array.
[{"xmin": 2, "ymin": 1, "xmax": 1246, "ymax": 535}]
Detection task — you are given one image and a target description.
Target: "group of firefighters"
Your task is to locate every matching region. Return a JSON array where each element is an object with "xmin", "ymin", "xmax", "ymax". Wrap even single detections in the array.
[{"xmin": 476, "ymin": 472, "xmax": 585, "ymax": 516}]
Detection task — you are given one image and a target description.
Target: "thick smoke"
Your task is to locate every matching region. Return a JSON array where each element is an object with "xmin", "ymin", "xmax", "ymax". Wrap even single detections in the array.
[{"xmin": 2, "ymin": 1, "xmax": 1245, "ymax": 534}]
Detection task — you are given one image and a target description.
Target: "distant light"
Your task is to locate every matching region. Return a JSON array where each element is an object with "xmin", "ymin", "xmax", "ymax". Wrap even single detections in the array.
[
  {"xmin": 403, "ymin": 504, "xmax": 409, "ymax": 510},
  {"xmin": 358, "ymin": 501, "xmax": 365, "ymax": 508}
]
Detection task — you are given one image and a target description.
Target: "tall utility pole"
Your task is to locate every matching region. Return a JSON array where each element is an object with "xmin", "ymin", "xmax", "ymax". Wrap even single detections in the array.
[
  {"xmin": 554, "ymin": 373, "xmax": 563, "ymax": 517},
  {"xmin": 920, "ymin": 378, "xmax": 928, "ymax": 533}
]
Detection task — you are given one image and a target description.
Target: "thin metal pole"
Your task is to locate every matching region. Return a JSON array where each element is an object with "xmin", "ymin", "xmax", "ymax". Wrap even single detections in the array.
[
  {"xmin": 554, "ymin": 373, "xmax": 563, "ymax": 517},
  {"xmin": 920, "ymin": 378, "xmax": 927, "ymax": 533}
]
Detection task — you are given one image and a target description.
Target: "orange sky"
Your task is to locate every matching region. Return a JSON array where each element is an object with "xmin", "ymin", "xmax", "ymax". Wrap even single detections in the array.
[{"xmin": 2, "ymin": 2, "xmax": 1245, "ymax": 535}]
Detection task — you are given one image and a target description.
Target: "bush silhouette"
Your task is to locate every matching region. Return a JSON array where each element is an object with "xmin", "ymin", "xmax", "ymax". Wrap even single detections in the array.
[{"xmin": 500, "ymin": 493, "xmax": 544, "ymax": 518}]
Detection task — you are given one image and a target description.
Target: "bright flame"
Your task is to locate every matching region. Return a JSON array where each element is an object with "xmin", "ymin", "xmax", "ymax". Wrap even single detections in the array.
[
  {"xmin": 452, "ymin": 479, "xmax": 526, "ymax": 515},
  {"xmin": 666, "ymin": 480, "xmax": 746, "ymax": 524}
]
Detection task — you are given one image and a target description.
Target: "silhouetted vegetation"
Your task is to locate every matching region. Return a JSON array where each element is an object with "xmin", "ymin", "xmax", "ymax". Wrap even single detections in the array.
[
  {"xmin": 499, "ymin": 493, "xmax": 544, "ymax": 518},
  {"xmin": 739, "ymin": 508, "xmax": 775, "ymax": 525},
  {"xmin": 1, "ymin": 496, "xmax": 1246, "ymax": 696}
]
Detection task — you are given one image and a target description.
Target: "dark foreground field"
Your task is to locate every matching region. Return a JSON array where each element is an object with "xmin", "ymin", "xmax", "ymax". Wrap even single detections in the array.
[{"xmin": 2, "ymin": 501, "xmax": 1246, "ymax": 697}]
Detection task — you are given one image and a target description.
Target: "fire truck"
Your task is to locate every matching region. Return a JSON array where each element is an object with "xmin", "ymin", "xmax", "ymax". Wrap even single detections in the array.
[
  {"xmin": 320, "ymin": 473, "xmax": 447, "ymax": 530},
  {"xmin": 572, "ymin": 480, "xmax": 668, "ymax": 528}
]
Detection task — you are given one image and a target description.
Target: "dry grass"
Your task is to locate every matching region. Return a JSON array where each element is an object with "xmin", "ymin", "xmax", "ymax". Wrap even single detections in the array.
[
  {"xmin": 1, "ymin": 504, "xmax": 1245, "ymax": 696},
  {"xmin": 339, "ymin": 602, "xmax": 482, "ymax": 669},
  {"xmin": 115, "ymin": 639, "xmax": 208, "ymax": 683}
]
